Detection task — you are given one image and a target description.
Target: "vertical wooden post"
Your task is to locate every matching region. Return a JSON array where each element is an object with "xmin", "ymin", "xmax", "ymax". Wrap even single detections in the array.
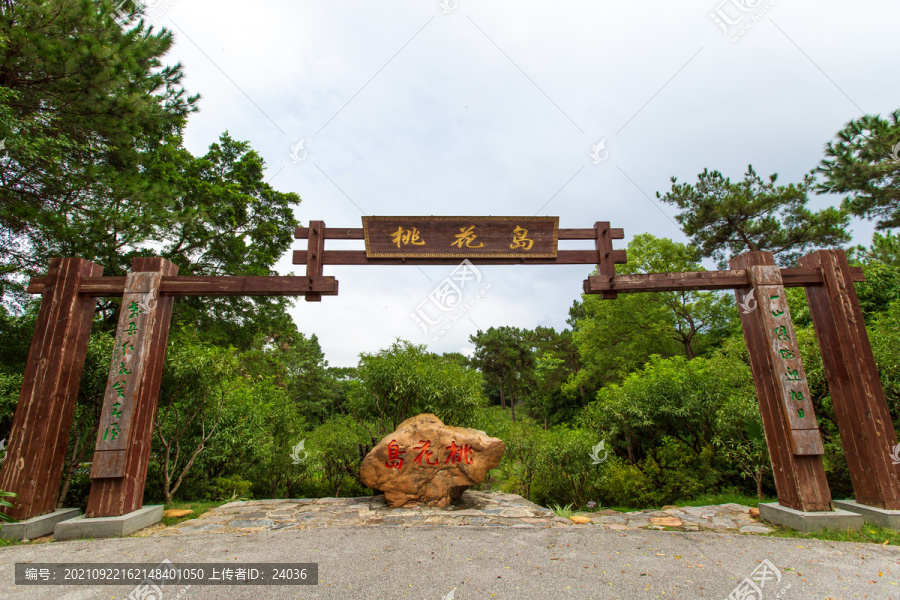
[
  {"xmin": 594, "ymin": 221, "xmax": 617, "ymax": 299},
  {"xmin": 305, "ymin": 220, "xmax": 325, "ymax": 302},
  {"xmin": 0, "ymin": 258, "xmax": 101, "ymax": 520},
  {"xmin": 86, "ymin": 258, "xmax": 177, "ymax": 517},
  {"xmin": 730, "ymin": 252, "xmax": 832, "ymax": 512},
  {"xmin": 800, "ymin": 249, "xmax": 900, "ymax": 510}
]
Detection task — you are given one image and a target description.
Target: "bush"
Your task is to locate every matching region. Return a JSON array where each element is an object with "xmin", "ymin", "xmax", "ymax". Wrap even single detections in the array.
[
  {"xmin": 306, "ymin": 415, "xmax": 371, "ymax": 497},
  {"xmin": 530, "ymin": 426, "xmax": 601, "ymax": 508},
  {"xmin": 209, "ymin": 475, "xmax": 254, "ymax": 501}
]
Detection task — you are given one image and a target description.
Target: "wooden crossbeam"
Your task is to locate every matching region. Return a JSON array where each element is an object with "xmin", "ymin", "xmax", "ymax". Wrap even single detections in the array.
[
  {"xmin": 26, "ymin": 275, "xmax": 338, "ymax": 297},
  {"xmin": 292, "ymin": 249, "xmax": 627, "ymax": 266},
  {"xmin": 584, "ymin": 267, "xmax": 865, "ymax": 294},
  {"xmin": 294, "ymin": 226, "xmax": 626, "ymax": 240}
]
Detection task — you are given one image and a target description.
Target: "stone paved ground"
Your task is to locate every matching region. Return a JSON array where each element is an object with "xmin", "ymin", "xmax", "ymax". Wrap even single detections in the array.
[{"xmin": 139, "ymin": 491, "xmax": 772, "ymax": 537}]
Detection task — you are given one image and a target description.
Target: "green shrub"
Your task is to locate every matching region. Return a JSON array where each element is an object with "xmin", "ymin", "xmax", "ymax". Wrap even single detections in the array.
[
  {"xmin": 209, "ymin": 475, "xmax": 254, "ymax": 501},
  {"xmin": 531, "ymin": 426, "xmax": 601, "ymax": 508},
  {"xmin": 595, "ymin": 458, "xmax": 656, "ymax": 508}
]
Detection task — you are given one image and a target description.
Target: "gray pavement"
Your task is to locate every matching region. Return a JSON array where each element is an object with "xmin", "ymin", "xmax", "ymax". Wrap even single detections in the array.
[{"xmin": 1, "ymin": 526, "xmax": 898, "ymax": 599}]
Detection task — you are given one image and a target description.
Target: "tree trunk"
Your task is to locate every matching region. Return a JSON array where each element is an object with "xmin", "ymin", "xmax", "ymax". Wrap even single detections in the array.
[
  {"xmin": 499, "ymin": 384, "xmax": 506, "ymax": 410},
  {"xmin": 579, "ymin": 384, "xmax": 586, "ymax": 407},
  {"xmin": 625, "ymin": 431, "xmax": 635, "ymax": 464},
  {"xmin": 756, "ymin": 472, "xmax": 764, "ymax": 500}
]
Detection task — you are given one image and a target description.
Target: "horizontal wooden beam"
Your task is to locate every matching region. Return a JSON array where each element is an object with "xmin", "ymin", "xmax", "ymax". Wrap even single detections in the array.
[
  {"xmin": 28, "ymin": 276, "xmax": 339, "ymax": 297},
  {"xmin": 584, "ymin": 267, "xmax": 865, "ymax": 294},
  {"xmin": 293, "ymin": 227, "xmax": 625, "ymax": 241},
  {"xmin": 292, "ymin": 249, "xmax": 627, "ymax": 266}
]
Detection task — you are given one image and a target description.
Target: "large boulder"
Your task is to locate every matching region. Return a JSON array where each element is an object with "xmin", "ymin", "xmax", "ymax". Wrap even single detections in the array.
[{"xmin": 359, "ymin": 414, "xmax": 505, "ymax": 508}]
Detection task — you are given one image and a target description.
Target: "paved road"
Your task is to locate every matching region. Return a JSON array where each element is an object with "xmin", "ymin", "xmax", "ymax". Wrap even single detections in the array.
[{"xmin": 1, "ymin": 526, "xmax": 898, "ymax": 599}]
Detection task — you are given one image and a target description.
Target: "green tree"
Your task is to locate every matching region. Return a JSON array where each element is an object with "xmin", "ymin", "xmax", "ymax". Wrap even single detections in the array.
[
  {"xmin": 152, "ymin": 329, "xmax": 238, "ymax": 503},
  {"xmin": 469, "ymin": 326, "xmax": 534, "ymax": 423},
  {"xmin": 148, "ymin": 132, "xmax": 300, "ymax": 348},
  {"xmin": 0, "ymin": 0, "xmax": 197, "ymax": 297},
  {"xmin": 818, "ymin": 109, "xmax": 900, "ymax": 229},
  {"xmin": 348, "ymin": 340, "xmax": 485, "ymax": 436},
  {"xmin": 569, "ymin": 235, "xmax": 736, "ymax": 389},
  {"xmin": 657, "ymin": 166, "xmax": 850, "ymax": 267}
]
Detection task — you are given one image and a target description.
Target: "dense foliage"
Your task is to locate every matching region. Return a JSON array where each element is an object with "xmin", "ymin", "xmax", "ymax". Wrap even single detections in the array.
[{"xmin": 1, "ymin": 2, "xmax": 899, "ymax": 514}]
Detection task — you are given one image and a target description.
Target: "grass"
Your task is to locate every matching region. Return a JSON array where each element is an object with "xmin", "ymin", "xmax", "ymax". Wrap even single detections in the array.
[{"xmin": 549, "ymin": 503, "xmax": 575, "ymax": 519}]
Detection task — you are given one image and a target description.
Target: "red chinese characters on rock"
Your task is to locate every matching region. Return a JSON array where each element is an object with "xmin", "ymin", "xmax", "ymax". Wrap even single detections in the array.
[
  {"xmin": 385, "ymin": 439, "xmax": 476, "ymax": 469},
  {"xmin": 384, "ymin": 440, "xmax": 405, "ymax": 469}
]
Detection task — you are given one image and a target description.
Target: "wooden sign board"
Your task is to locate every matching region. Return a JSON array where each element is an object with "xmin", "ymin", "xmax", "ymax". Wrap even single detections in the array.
[
  {"xmin": 362, "ymin": 216, "xmax": 559, "ymax": 259},
  {"xmin": 749, "ymin": 266, "xmax": 824, "ymax": 456},
  {"xmin": 91, "ymin": 271, "xmax": 161, "ymax": 478}
]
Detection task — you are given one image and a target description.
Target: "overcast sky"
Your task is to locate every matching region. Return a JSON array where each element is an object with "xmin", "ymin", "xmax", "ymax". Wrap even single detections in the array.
[{"xmin": 146, "ymin": 0, "xmax": 900, "ymax": 367}]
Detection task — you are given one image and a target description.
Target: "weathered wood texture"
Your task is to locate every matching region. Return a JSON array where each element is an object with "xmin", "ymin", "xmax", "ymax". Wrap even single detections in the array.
[
  {"xmin": 801, "ymin": 250, "xmax": 900, "ymax": 510},
  {"xmin": 360, "ymin": 216, "xmax": 560, "ymax": 258},
  {"xmin": 747, "ymin": 265, "xmax": 824, "ymax": 455},
  {"xmin": 0, "ymin": 258, "xmax": 102, "ymax": 520},
  {"xmin": 584, "ymin": 267, "xmax": 865, "ymax": 294},
  {"xmin": 294, "ymin": 226, "xmax": 622, "ymax": 241},
  {"xmin": 305, "ymin": 220, "xmax": 326, "ymax": 302},
  {"xmin": 292, "ymin": 249, "xmax": 627, "ymax": 266},
  {"xmin": 86, "ymin": 258, "xmax": 178, "ymax": 517},
  {"xmin": 594, "ymin": 221, "xmax": 621, "ymax": 299},
  {"xmin": 27, "ymin": 275, "xmax": 338, "ymax": 297},
  {"xmin": 731, "ymin": 252, "xmax": 832, "ymax": 512},
  {"xmin": 91, "ymin": 271, "xmax": 162, "ymax": 478}
]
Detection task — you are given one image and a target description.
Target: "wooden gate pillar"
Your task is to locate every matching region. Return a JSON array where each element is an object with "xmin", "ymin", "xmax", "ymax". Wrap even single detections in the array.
[
  {"xmin": 86, "ymin": 257, "xmax": 178, "ymax": 517},
  {"xmin": 730, "ymin": 251, "xmax": 832, "ymax": 512},
  {"xmin": 0, "ymin": 258, "xmax": 102, "ymax": 520},
  {"xmin": 800, "ymin": 249, "xmax": 900, "ymax": 510}
]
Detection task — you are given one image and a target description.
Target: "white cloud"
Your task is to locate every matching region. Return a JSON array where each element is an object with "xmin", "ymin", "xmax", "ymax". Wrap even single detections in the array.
[{"xmin": 158, "ymin": 0, "xmax": 898, "ymax": 365}]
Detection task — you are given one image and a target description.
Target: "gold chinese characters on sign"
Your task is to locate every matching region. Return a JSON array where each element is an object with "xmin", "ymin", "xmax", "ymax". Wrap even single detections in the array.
[{"xmin": 362, "ymin": 216, "xmax": 558, "ymax": 258}]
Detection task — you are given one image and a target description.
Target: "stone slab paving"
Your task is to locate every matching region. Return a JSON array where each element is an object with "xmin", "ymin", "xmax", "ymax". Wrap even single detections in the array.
[{"xmin": 140, "ymin": 491, "xmax": 773, "ymax": 538}]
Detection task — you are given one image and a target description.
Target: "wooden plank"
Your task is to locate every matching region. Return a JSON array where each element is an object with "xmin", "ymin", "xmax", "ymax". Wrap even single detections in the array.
[
  {"xmin": 584, "ymin": 267, "xmax": 865, "ymax": 294},
  {"xmin": 730, "ymin": 251, "xmax": 832, "ymax": 512},
  {"xmin": 747, "ymin": 265, "xmax": 824, "ymax": 455},
  {"xmin": 594, "ymin": 221, "xmax": 620, "ymax": 299},
  {"xmin": 294, "ymin": 226, "xmax": 625, "ymax": 240},
  {"xmin": 801, "ymin": 250, "xmax": 900, "ymax": 510},
  {"xmin": 0, "ymin": 258, "xmax": 101, "ymax": 520},
  {"xmin": 291, "ymin": 249, "xmax": 626, "ymax": 266},
  {"xmin": 87, "ymin": 258, "xmax": 179, "ymax": 517},
  {"xmin": 361, "ymin": 216, "xmax": 560, "ymax": 259},
  {"xmin": 90, "ymin": 271, "xmax": 162, "ymax": 478},
  {"xmin": 305, "ymin": 220, "xmax": 325, "ymax": 302},
  {"xmin": 27, "ymin": 276, "xmax": 339, "ymax": 297}
]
